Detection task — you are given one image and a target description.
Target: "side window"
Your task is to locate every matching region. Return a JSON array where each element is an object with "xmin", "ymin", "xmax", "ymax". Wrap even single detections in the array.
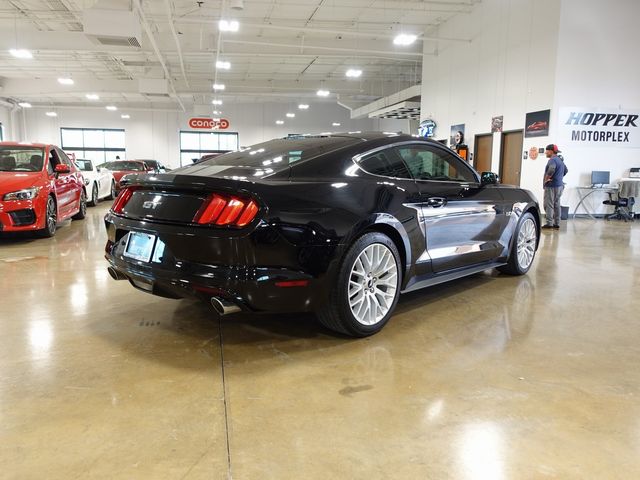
[
  {"xmin": 357, "ymin": 149, "xmax": 412, "ymax": 179},
  {"xmin": 48, "ymin": 148, "xmax": 60, "ymax": 171},
  {"xmin": 57, "ymin": 148, "xmax": 72, "ymax": 166},
  {"xmin": 397, "ymin": 145, "xmax": 476, "ymax": 183}
]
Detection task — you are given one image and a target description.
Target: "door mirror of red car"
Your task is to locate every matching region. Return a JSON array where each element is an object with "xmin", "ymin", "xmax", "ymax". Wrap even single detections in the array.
[
  {"xmin": 54, "ymin": 164, "xmax": 71, "ymax": 174},
  {"xmin": 480, "ymin": 172, "xmax": 499, "ymax": 186}
]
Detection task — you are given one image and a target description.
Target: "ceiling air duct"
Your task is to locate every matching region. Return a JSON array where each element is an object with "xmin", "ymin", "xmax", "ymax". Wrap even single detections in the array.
[{"xmin": 83, "ymin": 7, "xmax": 142, "ymax": 48}]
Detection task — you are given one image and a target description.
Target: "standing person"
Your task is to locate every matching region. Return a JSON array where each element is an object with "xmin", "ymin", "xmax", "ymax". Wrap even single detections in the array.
[{"xmin": 542, "ymin": 144, "xmax": 567, "ymax": 229}]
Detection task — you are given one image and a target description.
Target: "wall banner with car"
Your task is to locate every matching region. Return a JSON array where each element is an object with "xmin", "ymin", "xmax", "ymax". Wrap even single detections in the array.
[{"xmin": 558, "ymin": 107, "xmax": 640, "ymax": 148}]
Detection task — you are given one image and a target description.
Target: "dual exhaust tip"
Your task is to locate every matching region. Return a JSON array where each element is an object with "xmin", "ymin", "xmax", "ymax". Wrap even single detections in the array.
[{"xmin": 107, "ymin": 267, "xmax": 240, "ymax": 316}]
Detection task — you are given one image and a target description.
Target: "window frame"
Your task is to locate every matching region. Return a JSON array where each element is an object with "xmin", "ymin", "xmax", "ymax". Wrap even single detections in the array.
[
  {"xmin": 179, "ymin": 130, "xmax": 239, "ymax": 166},
  {"xmin": 60, "ymin": 127, "xmax": 126, "ymax": 164}
]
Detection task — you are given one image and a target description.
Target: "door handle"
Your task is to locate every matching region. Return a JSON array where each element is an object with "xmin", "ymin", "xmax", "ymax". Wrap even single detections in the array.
[{"xmin": 427, "ymin": 197, "xmax": 446, "ymax": 208}]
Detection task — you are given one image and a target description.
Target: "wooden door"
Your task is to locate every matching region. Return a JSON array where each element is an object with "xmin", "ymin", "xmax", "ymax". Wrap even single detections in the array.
[
  {"xmin": 500, "ymin": 130, "xmax": 523, "ymax": 186},
  {"xmin": 473, "ymin": 134, "xmax": 493, "ymax": 173}
]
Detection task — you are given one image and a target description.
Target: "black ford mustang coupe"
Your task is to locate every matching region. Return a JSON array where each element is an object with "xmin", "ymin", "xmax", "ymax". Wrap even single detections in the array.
[{"xmin": 105, "ymin": 133, "xmax": 540, "ymax": 337}]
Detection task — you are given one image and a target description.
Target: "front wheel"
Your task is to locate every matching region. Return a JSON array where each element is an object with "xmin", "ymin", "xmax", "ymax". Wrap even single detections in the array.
[
  {"xmin": 72, "ymin": 189, "xmax": 87, "ymax": 220},
  {"xmin": 498, "ymin": 212, "xmax": 538, "ymax": 275},
  {"xmin": 38, "ymin": 196, "xmax": 57, "ymax": 238},
  {"xmin": 106, "ymin": 181, "xmax": 116, "ymax": 200},
  {"xmin": 317, "ymin": 232, "xmax": 402, "ymax": 337},
  {"xmin": 88, "ymin": 183, "xmax": 98, "ymax": 206}
]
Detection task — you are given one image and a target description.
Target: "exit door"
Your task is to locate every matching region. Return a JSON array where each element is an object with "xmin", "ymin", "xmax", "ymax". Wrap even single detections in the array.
[
  {"xmin": 500, "ymin": 130, "xmax": 523, "ymax": 186},
  {"xmin": 473, "ymin": 134, "xmax": 493, "ymax": 173}
]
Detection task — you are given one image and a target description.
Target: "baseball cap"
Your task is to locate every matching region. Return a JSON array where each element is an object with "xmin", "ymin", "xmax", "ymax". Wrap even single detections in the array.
[{"xmin": 545, "ymin": 144, "xmax": 561, "ymax": 153}]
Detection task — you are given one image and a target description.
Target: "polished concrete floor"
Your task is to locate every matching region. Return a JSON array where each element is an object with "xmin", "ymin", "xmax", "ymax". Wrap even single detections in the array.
[{"xmin": 1, "ymin": 204, "xmax": 639, "ymax": 479}]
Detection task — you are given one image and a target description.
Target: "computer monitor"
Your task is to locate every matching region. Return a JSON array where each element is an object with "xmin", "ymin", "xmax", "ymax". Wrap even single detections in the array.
[{"xmin": 591, "ymin": 170, "xmax": 610, "ymax": 186}]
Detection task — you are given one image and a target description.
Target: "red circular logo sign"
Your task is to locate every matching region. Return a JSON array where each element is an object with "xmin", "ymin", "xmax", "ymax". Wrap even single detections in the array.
[{"xmin": 188, "ymin": 117, "xmax": 230, "ymax": 130}]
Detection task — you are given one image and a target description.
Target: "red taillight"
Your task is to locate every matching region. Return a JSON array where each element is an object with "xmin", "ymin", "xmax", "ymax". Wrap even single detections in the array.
[
  {"xmin": 111, "ymin": 187, "xmax": 137, "ymax": 214},
  {"xmin": 275, "ymin": 280, "xmax": 309, "ymax": 287},
  {"xmin": 194, "ymin": 194, "xmax": 259, "ymax": 227}
]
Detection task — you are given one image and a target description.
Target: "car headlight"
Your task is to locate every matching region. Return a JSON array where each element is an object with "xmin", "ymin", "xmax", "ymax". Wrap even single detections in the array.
[{"xmin": 3, "ymin": 187, "xmax": 40, "ymax": 201}]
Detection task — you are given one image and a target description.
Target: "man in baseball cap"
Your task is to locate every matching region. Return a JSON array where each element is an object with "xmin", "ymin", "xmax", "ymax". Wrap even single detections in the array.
[{"xmin": 542, "ymin": 144, "xmax": 568, "ymax": 229}]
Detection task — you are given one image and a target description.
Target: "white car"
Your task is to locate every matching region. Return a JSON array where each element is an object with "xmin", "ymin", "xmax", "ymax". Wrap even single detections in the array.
[{"xmin": 74, "ymin": 158, "xmax": 116, "ymax": 206}]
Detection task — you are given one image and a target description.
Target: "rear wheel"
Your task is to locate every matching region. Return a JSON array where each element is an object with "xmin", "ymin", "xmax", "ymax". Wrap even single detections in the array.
[
  {"xmin": 72, "ymin": 189, "xmax": 87, "ymax": 220},
  {"xmin": 317, "ymin": 232, "xmax": 401, "ymax": 337},
  {"xmin": 88, "ymin": 183, "xmax": 98, "ymax": 206},
  {"xmin": 498, "ymin": 212, "xmax": 538, "ymax": 275},
  {"xmin": 106, "ymin": 181, "xmax": 116, "ymax": 200},
  {"xmin": 38, "ymin": 196, "xmax": 57, "ymax": 238}
]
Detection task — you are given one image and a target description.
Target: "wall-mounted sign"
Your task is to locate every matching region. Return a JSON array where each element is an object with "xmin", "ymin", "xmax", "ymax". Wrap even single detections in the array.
[
  {"xmin": 524, "ymin": 109, "xmax": 550, "ymax": 138},
  {"xmin": 558, "ymin": 107, "xmax": 639, "ymax": 148},
  {"xmin": 188, "ymin": 117, "xmax": 230, "ymax": 130},
  {"xmin": 491, "ymin": 115, "xmax": 503, "ymax": 133},
  {"xmin": 528, "ymin": 146, "xmax": 539, "ymax": 160},
  {"xmin": 418, "ymin": 119, "xmax": 437, "ymax": 138}
]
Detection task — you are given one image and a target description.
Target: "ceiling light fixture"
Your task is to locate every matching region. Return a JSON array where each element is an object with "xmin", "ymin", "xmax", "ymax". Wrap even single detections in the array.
[
  {"xmin": 212, "ymin": 99, "xmax": 223, "ymax": 105},
  {"xmin": 393, "ymin": 33, "xmax": 417, "ymax": 46},
  {"xmin": 121, "ymin": 114, "xmax": 130, "ymax": 119},
  {"xmin": 212, "ymin": 83, "xmax": 225, "ymax": 90},
  {"xmin": 45, "ymin": 111, "xmax": 57, "ymax": 117},
  {"xmin": 106, "ymin": 105, "xmax": 117, "ymax": 111},
  {"xmin": 332, "ymin": 122, "xmax": 341, "ymax": 126},
  {"xmin": 86, "ymin": 93, "xmax": 99, "ymax": 100},
  {"xmin": 229, "ymin": 0, "xmax": 244, "ymax": 10},
  {"xmin": 298, "ymin": 104, "xmax": 309, "ymax": 110},
  {"xmin": 286, "ymin": 113, "xmax": 295, "ymax": 118},
  {"xmin": 216, "ymin": 60, "xmax": 231, "ymax": 70},
  {"xmin": 219, "ymin": 20, "xmax": 239, "ymax": 32},
  {"xmin": 58, "ymin": 77, "xmax": 74, "ymax": 85},
  {"xmin": 9, "ymin": 49, "xmax": 32, "ymax": 59},
  {"xmin": 316, "ymin": 89, "xmax": 330, "ymax": 97},
  {"xmin": 345, "ymin": 69, "xmax": 362, "ymax": 78},
  {"xmin": 276, "ymin": 120, "xmax": 284, "ymax": 125},
  {"xmin": 213, "ymin": 110, "xmax": 221, "ymax": 115},
  {"xmin": 18, "ymin": 102, "xmax": 32, "ymax": 108}
]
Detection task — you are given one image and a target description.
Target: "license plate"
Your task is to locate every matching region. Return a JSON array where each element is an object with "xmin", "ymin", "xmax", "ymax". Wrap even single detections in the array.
[{"xmin": 124, "ymin": 231, "xmax": 156, "ymax": 262}]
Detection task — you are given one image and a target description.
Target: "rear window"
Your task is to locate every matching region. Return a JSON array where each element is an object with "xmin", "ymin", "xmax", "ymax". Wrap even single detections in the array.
[
  {"xmin": 0, "ymin": 146, "xmax": 45, "ymax": 172},
  {"xmin": 74, "ymin": 159, "xmax": 93, "ymax": 171},
  {"xmin": 199, "ymin": 137, "xmax": 360, "ymax": 169},
  {"xmin": 102, "ymin": 161, "xmax": 145, "ymax": 171}
]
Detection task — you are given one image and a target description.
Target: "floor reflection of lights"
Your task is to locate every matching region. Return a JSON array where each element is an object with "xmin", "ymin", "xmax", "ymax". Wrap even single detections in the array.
[
  {"xmin": 459, "ymin": 422, "xmax": 505, "ymax": 480},
  {"xmin": 28, "ymin": 319, "xmax": 53, "ymax": 363}
]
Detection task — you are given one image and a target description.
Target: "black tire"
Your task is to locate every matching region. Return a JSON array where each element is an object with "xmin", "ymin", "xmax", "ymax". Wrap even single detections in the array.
[
  {"xmin": 498, "ymin": 211, "xmax": 538, "ymax": 275},
  {"xmin": 38, "ymin": 196, "xmax": 57, "ymax": 238},
  {"xmin": 317, "ymin": 232, "xmax": 402, "ymax": 337},
  {"xmin": 72, "ymin": 189, "xmax": 87, "ymax": 220},
  {"xmin": 106, "ymin": 181, "xmax": 116, "ymax": 200},
  {"xmin": 88, "ymin": 183, "xmax": 98, "ymax": 207}
]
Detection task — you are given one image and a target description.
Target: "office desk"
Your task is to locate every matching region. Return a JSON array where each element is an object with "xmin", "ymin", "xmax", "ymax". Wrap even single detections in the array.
[{"xmin": 574, "ymin": 186, "xmax": 618, "ymax": 219}]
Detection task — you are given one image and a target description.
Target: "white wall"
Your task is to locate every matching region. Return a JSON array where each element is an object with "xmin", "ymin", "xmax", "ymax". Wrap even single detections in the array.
[
  {"xmin": 421, "ymin": 0, "xmax": 640, "ymax": 215},
  {"xmin": 19, "ymin": 102, "xmax": 403, "ymax": 169},
  {"xmin": 420, "ymin": 0, "xmax": 561, "ymax": 205},
  {"xmin": 0, "ymin": 105, "xmax": 13, "ymax": 141},
  {"xmin": 551, "ymin": 0, "xmax": 640, "ymax": 213}
]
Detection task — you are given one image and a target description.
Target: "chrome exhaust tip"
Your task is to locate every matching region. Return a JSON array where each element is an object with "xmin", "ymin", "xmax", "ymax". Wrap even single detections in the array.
[
  {"xmin": 210, "ymin": 297, "xmax": 241, "ymax": 315},
  {"xmin": 107, "ymin": 266, "xmax": 127, "ymax": 281}
]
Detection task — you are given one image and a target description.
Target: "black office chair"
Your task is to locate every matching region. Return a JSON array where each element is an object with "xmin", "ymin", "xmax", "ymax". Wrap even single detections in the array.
[{"xmin": 603, "ymin": 193, "xmax": 635, "ymax": 221}]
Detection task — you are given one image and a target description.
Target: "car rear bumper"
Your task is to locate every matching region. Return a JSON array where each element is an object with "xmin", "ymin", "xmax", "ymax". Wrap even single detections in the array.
[{"xmin": 104, "ymin": 212, "xmax": 338, "ymax": 313}]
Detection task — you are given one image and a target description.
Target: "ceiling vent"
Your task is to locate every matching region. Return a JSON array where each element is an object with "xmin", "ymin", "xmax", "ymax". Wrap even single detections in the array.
[{"xmin": 83, "ymin": 8, "xmax": 142, "ymax": 48}]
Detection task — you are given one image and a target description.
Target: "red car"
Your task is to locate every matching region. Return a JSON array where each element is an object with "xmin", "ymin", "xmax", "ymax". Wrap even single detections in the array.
[
  {"xmin": 526, "ymin": 121, "xmax": 548, "ymax": 132},
  {"xmin": 98, "ymin": 160, "xmax": 155, "ymax": 191},
  {"xmin": 0, "ymin": 142, "xmax": 87, "ymax": 237}
]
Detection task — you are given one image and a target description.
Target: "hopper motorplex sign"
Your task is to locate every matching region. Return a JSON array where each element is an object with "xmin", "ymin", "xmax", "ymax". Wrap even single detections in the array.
[
  {"xmin": 558, "ymin": 107, "xmax": 639, "ymax": 148},
  {"xmin": 188, "ymin": 117, "xmax": 230, "ymax": 130}
]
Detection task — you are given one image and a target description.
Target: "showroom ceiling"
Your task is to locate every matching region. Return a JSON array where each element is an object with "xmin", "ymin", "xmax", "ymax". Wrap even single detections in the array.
[{"xmin": 0, "ymin": 0, "xmax": 476, "ymax": 111}]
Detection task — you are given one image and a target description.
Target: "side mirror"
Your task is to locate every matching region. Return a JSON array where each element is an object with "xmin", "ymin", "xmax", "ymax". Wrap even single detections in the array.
[
  {"xmin": 481, "ymin": 171, "xmax": 499, "ymax": 185},
  {"xmin": 55, "ymin": 164, "xmax": 71, "ymax": 174}
]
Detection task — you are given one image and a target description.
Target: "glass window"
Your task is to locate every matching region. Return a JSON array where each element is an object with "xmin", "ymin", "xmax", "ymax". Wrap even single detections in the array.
[
  {"xmin": 74, "ymin": 159, "xmax": 94, "ymax": 171},
  {"xmin": 0, "ymin": 146, "xmax": 45, "ymax": 172},
  {"xmin": 61, "ymin": 129, "xmax": 83, "ymax": 148},
  {"xmin": 397, "ymin": 145, "xmax": 476, "ymax": 182},
  {"xmin": 357, "ymin": 149, "xmax": 412, "ymax": 179},
  {"xmin": 60, "ymin": 128, "xmax": 125, "ymax": 163},
  {"xmin": 83, "ymin": 130, "xmax": 104, "ymax": 149},
  {"xmin": 179, "ymin": 131, "xmax": 239, "ymax": 166},
  {"xmin": 105, "ymin": 130, "xmax": 125, "ymax": 149}
]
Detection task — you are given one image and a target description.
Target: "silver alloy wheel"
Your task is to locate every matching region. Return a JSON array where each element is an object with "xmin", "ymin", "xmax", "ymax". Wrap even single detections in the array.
[
  {"xmin": 80, "ymin": 191, "xmax": 86, "ymax": 215},
  {"xmin": 46, "ymin": 197, "xmax": 56, "ymax": 233},
  {"xmin": 516, "ymin": 218, "xmax": 537, "ymax": 270},
  {"xmin": 92, "ymin": 183, "xmax": 98, "ymax": 205},
  {"xmin": 348, "ymin": 243, "xmax": 398, "ymax": 325}
]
